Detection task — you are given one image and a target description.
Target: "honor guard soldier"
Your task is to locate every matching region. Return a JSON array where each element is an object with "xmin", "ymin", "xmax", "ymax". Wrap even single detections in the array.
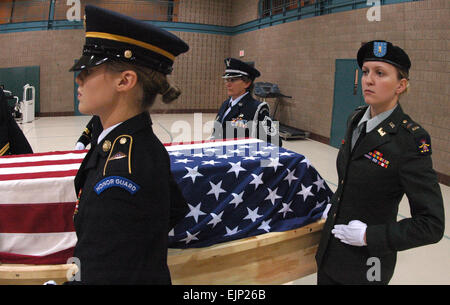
[
  {"xmin": 0, "ymin": 87, "xmax": 33, "ymax": 156},
  {"xmin": 66, "ymin": 5, "xmax": 189, "ymax": 284},
  {"xmin": 211, "ymin": 58, "xmax": 281, "ymax": 146},
  {"xmin": 316, "ymin": 40, "xmax": 445, "ymax": 284},
  {"xmin": 74, "ymin": 115, "xmax": 102, "ymax": 150}
]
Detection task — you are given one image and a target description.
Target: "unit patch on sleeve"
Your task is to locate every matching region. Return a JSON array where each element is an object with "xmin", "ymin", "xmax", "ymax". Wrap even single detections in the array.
[{"xmin": 95, "ymin": 176, "xmax": 140, "ymax": 195}]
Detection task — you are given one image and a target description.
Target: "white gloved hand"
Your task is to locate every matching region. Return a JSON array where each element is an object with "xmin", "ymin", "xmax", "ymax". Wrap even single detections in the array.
[
  {"xmin": 321, "ymin": 203, "xmax": 331, "ymax": 219},
  {"xmin": 74, "ymin": 142, "xmax": 86, "ymax": 150},
  {"xmin": 332, "ymin": 220, "xmax": 367, "ymax": 246},
  {"xmin": 43, "ymin": 280, "xmax": 57, "ymax": 285}
]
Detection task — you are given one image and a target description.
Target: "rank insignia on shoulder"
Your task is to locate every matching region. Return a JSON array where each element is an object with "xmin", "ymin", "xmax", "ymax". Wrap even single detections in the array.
[
  {"xmin": 95, "ymin": 176, "xmax": 140, "ymax": 195},
  {"xmin": 417, "ymin": 138, "xmax": 431, "ymax": 155}
]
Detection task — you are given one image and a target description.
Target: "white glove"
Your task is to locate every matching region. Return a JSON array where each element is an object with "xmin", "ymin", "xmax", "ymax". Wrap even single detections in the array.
[
  {"xmin": 74, "ymin": 142, "xmax": 86, "ymax": 150},
  {"xmin": 332, "ymin": 220, "xmax": 367, "ymax": 246},
  {"xmin": 43, "ymin": 280, "xmax": 57, "ymax": 285},
  {"xmin": 321, "ymin": 203, "xmax": 331, "ymax": 219}
]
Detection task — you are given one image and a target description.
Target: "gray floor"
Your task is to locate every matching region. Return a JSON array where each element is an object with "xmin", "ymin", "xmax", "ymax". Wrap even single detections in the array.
[{"xmin": 18, "ymin": 113, "xmax": 450, "ymax": 285}]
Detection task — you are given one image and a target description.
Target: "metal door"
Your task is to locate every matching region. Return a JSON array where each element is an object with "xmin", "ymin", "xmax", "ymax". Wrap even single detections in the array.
[{"xmin": 329, "ymin": 59, "xmax": 364, "ymax": 148}]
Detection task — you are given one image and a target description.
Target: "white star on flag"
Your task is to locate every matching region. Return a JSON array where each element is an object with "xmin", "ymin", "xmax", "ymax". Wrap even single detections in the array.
[
  {"xmin": 244, "ymin": 207, "xmax": 262, "ymax": 222},
  {"xmin": 279, "ymin": 201, "xmax": 293, "ymax": 218},
  {"xmin": 300, "ymin": 157, "xmax": 311, "ymax": 168},
  {"xmin": 313, "ymin": 174, "xmax": 326, "ymax": 191},
  {"xmin": 263, "ymin": 146, "xmax": 278, "ymax": 150},
  {"xmin": 207, "ymin": 180, "xmax": 226, "ymax": 200},
  {"xmin": 265, "ymin": 187, "xmax": 282, "ymax": 205},
  {"xmin": 279, "ymin": 151, "xmax": 294, "ymax": 156},
  {"xmin": 315, "ymin": 200, "xmax": 326, "ymax": 209},
  {"xmin": 250, "ymin": 173, "xmax": 264, "ymax": 190},
  {"xmin": 297, "ymin": 184, "xmax": 314, "ymax": 201},
  {"xmin": 243, "ymin": 156, "xmax": 259, "ymax": 160},
  {"xmin": 227, "ymin": 161, "xmax": 246, "ymax": 178},
  {"xmin": 207, "ymin": 211, "xmax": 224, "ymax": 228},
  {"xmin": 175, "ymin": 158, "xmax": 193, "ymax": 164},
  {"xmin": 229, "ymin": 191, "xmax": 244, "ymax": 208},
  {"xmin": 228, "ymin": 148, "xmax": 242, "ymax": 154},
  {"xmin": 265, "ymin": 157, "xmax": 283, "ymax": 172},
  {"xmin": 192, "ymin": 152, "xmax": 204, "ymax": 158},
  {"xmin": 169, "ymin": 151, "xmax": 183, "ymax": 157},
  {"xmin": 283, "ymin": 168, "xmax": 298, "ymax": 186},
  {"xmin": 185, "ymin": 202, "xmax": 206, "ymax": 223},
  {"xmin": 202, "ymin": 159, "xmax": 221, "ymax": 166},
  {"xmin": 216, "ymin": 154, "xmax": 230, "ymax": 159},
  {"xmin": 224, "ymin": 226, "xmax": 240, "ymax": 236},
  {"xmin": 180, "ymin": 231, "xmax": 200, "ymax": 244},
  {"xmin": 258, "ymin": 219, "xmax": 271, "ymax": 233},
  {"xmin": 183, "ymin": 166, "xmax": 203, "ymax": 183},
  {"xmin": 204, "ymin": 148, "xmax": 220, "ymax": 154}
]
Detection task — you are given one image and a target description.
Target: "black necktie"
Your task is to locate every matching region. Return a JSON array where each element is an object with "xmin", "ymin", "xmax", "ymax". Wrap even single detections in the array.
[{"xmin": 352, "ymin": 122, "xmax": 367, "ymax": 152}]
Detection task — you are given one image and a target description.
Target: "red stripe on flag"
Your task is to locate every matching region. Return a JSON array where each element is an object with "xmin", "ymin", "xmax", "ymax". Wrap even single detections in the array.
[
  {"xmin": 0, "ymin": 247, "xmax": 75, "ymax": 265},
  {"xmin": 0, "ymin": 158, "xmax": 84, "ymax": 169},
  {"xmin": 0, "ymin": 169, "xmax": 79, "ymax": 181},
  {"xmin": 0, "ymin": 202, "xmax": 76, "ymax": 233},
  {"xmin": 0, "ymin": 150, "xmax": 88, "ymax": 159}
]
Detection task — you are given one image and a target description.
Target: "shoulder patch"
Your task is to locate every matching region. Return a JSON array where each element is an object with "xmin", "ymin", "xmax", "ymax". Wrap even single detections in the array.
[
  {"xmin": 401, "ymin": 118, "xmax": 432, "ymax": 155},
  {"xmin": 416, "ymin": 135, "xmax": 432, "ymax": 155},
  {"xmin": 95, "ymin": 176, "xmax": 140, "ymax": 195}
]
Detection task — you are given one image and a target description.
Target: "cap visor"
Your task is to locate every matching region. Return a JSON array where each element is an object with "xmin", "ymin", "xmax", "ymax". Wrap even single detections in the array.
[
  {"xmin": 69, "ymin": 55, "xmax": 110, "ymax": 72},
  {"xmin": 222, "ymin": 73, "xmax": 243, "ymax": 79}
]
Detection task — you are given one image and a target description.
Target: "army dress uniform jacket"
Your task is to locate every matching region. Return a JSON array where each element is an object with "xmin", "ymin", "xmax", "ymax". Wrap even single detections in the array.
[
  {"xmin": 72, "ymin": 111, "xmax": 188, "ymax": 284},
  {"xmin": 315, "ymin": 104, "xmax": 444, "ymax": 284},
  {"xmin": 211, "ymin": 93, "xmax": 281, "ymax": 146}
]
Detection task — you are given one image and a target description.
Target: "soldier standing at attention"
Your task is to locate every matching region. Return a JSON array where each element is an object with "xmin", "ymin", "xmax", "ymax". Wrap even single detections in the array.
[
  {"xmin": 211, "ymin": 58, "xmax": 281, "ymax": 146},
  {"xmin": 316, "ymin": 40, "xmax": 445, "ymax": 285},
  {"xmin": 67, "ymin": 5, "xmax": 188, "ymax": 284}
]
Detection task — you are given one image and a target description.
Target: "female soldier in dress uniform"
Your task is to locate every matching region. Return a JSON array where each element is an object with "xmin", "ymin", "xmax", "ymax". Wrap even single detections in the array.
[
  {"xmin": 316, "ymin": 40, "xmax": 445, "ymax": 284},
  {"xmin": 211, "ymin": 58, "xmax": 281, "ymax": 146},
  {"xmin": 67, "ymin": 5, "xmax": 188, "ymax": 284}
]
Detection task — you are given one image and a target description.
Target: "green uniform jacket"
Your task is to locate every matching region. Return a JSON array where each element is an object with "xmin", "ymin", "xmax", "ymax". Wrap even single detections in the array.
[{"xmin": 315, "ymin": 104, "xmax": 444, "ymax": 284}]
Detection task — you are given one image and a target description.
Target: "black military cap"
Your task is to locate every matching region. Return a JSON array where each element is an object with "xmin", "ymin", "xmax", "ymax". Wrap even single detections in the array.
[
  {"xmin": 222, "ymin": 58, "xmax": 261, "ymax": 81},
  {"xmin": 357, "ymin": 40, "xmax": 411, "ymax": 73},
  {"xmin": 69, "ymin": 5, "xmax": 189, "ymax": 75}
]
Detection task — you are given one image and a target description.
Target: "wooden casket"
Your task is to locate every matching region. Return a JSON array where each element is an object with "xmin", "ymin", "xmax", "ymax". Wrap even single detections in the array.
[
  {"xmin": 0, "ymin": 220, "xmax": 324, "ymax": 285},
  {"xmin": 0, "ymin": 138, "xmax": 331, "ymax": 284}
]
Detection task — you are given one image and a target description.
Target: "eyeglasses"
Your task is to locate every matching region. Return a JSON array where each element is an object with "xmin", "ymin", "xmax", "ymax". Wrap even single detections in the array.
[{"xmin": 224, "ymin": 77, "xmax": 242, "ymax": 83}]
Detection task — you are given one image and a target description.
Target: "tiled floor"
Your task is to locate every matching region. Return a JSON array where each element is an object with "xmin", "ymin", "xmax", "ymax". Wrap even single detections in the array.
[{"xmin": 17, "ymin": 113, "xmax": 450, "ymax": 285}]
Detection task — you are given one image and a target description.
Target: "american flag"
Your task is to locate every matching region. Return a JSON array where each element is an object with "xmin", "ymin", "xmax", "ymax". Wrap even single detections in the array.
[
  {"xmin": 167, "ymin": 138, "xmax": 332, "ymax": 248},
  {"xmin": 0, "ymin": 138, "xmax": 332, "ymax": 264}
]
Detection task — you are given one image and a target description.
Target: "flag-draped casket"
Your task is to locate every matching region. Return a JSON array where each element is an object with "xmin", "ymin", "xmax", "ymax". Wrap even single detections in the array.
[{"xmin": 0, "ymin": 138, "xmax": 332, "ymax": 274}]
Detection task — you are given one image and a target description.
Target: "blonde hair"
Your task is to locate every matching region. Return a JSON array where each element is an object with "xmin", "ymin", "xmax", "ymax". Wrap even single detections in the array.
[{"xmin": 105, "ymin": 60, "xmax": 181, "ymax": 108}]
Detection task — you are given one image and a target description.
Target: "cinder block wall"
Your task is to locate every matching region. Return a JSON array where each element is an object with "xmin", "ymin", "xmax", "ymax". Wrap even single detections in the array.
[
  {"xmin": 0, "ymin": 0, "xmax": 447, "ymax": 176},
  {"xmin": 230, "ymin": 0, "xmax": 449, "ymax": 177}
]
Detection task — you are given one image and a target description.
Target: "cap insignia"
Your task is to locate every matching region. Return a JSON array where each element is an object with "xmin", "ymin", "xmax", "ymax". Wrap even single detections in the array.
[{"xmin": 373, "ymin": 41, "xmax": 387, "ymax": 57}]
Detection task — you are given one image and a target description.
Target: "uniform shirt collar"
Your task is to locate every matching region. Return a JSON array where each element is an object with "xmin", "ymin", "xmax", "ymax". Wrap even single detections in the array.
[
  {"xmin": 358, "ymin": 104, "xmax": 398, "ymax": 133},
  {"xmin": 97, "ymin": 122, "xmax": 123, "ymax": 144},
  {"xmin": 229, "ymin": 91, "xmax": 249, "ymax": 107}
]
